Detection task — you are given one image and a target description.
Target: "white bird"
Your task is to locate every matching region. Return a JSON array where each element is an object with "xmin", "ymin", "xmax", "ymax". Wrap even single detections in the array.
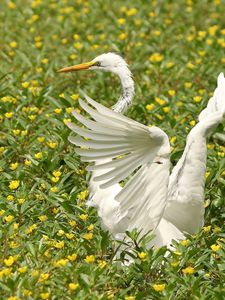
[{"xmin": 58, "ymin": 53, "xmax": 225, "ymax": 249}]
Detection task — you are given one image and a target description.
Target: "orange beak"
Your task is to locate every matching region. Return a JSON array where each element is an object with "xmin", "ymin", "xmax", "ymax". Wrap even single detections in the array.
[{"xmin": 57, "ymin": 61, "xmax": 96, "ymax": 73}]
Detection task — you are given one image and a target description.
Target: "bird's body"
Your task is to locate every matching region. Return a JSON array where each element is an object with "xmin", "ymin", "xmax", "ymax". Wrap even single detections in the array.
[{"xmin": 59, "ymin": 53, "xmax": 225, "ymax": 248}]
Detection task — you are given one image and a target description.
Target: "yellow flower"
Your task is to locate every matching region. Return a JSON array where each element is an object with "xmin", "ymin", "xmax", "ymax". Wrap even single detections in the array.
[
  {"xmin": 83, "ymin": 232, "xmax": 93, "ymax": 240},
  {"xmin": 39, "ymin": 273, "xmax": 50, "ymax": 282},
  {"xmin": 54, "ymin": 241, "xmax": 64, "ymax": 249},
  {"xmin": 85, "ymin": 255, "xmax": 95, "ymax": 263},
  {"xmin": 126, "ymin": 8, "xmax": 137, "ymax": 16},
  {"xmin": 168, "ymin": 90, "xmax": 176, "ymax": 96},
  {"xmin": 98, "ymin": 260, "xmax": 107, "ymax": 269},
  {"xmin": 68, "ymin": 220, "xmax": 77, "ymax": 227},
  {"xmin": 149, "ymin": 53, "xmax": 164, "ymax": 63},
  {"xmin": 17, "ymin": 197, "xmax": 25, "ymax": 204},
  {"xmin": 118, "ymin": 32, "xmax": 128, "ymax": 40},
  {"xmin": 31, "ymin": 270, "xmax": 39, "ymax": 277},
  {"xmin": 210, "ymin": 244, "xmax": 221, "ymax": 252},
  {"xmin": 7, "ymin": 195, "xmax": 14, "ymax": 201},
  {"xmin": 204, "ymin": 199, "xmax": 210, "ymax": 208},
  {"xmin": 0, "ymin": 146, "xmax": 5, "ymax": 153},
  {"xmin": 206, "ymin": 39, "xmax": 213, "ymax": 45},
  {"xmin": 180, "ymin": 239, "xmax": 190, "ymax": 246},
  {"xmin": 0, "ymin": 209, "xmax": 5, "ymax": 216},
  {"xmin": 28, "ymin": 114, "xmax": 36, "ymax": 121},
  {"xmin": 40, "ymin": 293, "xmax": 49, "ymax": 300},
  {"xmin": 52, "ymin": 207, "xmax": 59, "ymax": 214},
  {"xmin": 208, "ymin": 25, "xmax": 218, "ymax": 36},
  {"xmin": 57, "ymin": 229, "xmax": 65, "ymax": 236},
  {"xmin": 8, "ymin": 1, "xmax": 16, "ymax": 9},
  {"xmin": 70, "ymin": 54, "xmax": 77, "ymax": 60},
  {"xmin": 186, "ymin": 62, "xmax": 195, "ymax": 69},
  {"xmin": 21, "ymin": 81, "xmax": 30, "ymax": 88},
  {"xmin": 73, "ymin": 42, "xmax": 83, "ymax": 49},
  {"xmin": 138, "ymin": 252, "xmax": 147, "ymax": 260},
  {"xmin": 18, "ymin": 266, "xmax": 27, "ymax": 273},
  {"xmin": 170, "ymin": 136, "xmax": 177, "ymax": 144},
  {"xmin": 4, "ymin": 256, "xmax": 15, "ymax": 266},
  {"xmin": 13, "ymin": 223, "xmax": 19, "ymax": 230},
  {"xmin": 9, "ymin": 180, "xmax": 20, "ymax": 190},
  {"xmin": 5, "ymin": 112, "xmax": 13, "ymax": 118},
  {"xmin": 59, "ymin": 93, "xmax": 65, "ymax": 99},
  {"xmin": 26, "ymin": 224, "xmax": 37, "ymax": 234},
  {"xmin": 35, "ymin": 152, "xmax": 42, "ymax": 159},
  {"xmin": 67, "ymin": 253, "xmax": 77, "ymax": 261},
  {"xmin": 66, "ymin": 233, "xmax": 74, "ymax": 239},
  {"xmin": 37, "ymin": 136, "xmax": 45, "ymax": 143},
  {"xmin": 152, "ymin": 283, "xmax": 166, "ymax": 292},
  {"xmin": 125, "ymin": 296, "xmax": 136, "ymax": 300},
  {"xmin": 4, "ymin": 215, "xmax": 14, "ymax": 222},
  {"xmin": 54, "ymin": 259, "xmax": 68, "ymax": 267},
  {"xmin": 184, "ymin": 82, "xmax": 192, "ymax": 88},
  {"xmin": 117, "ymin": 18, "xmax": 126, "ymax": 25},
  {"xmin": 47, "ymin": 141, "xmax": 57, "ymax": 149},
  {"xmin": 155, "ymin": 97, "xmax": 166, "ymax": 106},
  {"xmin": 203, "ymin": 225, "xmax": 211, "ymax": 232},
  {"xmin": 79, "ymin": 214, "xmax": 88, "ymax": 221},
  {"xmin": 70, "ymin": 94, "xmax": 79, "ymax": 101},
  {"xmin": 7, "ymin": 297, "xmax": 18, "ymax": 300},
  {"xmin": 88, "ymin": 224, "xmax": 94, "ymax": 231},
  {"xmin": 23, "ymin": 289, "xmax": 32, "ymax": 296},
  {"xmin": 54, "ymin": 108, "xmax": 62, "ymax": 114},
  {"xmin": 69, "ymin": 283, "xmax": 79, "ymax": 291},
  {"xmin": 35, "ymin": 41, "xmax": 42, "ymax": 48},
  {"xmin": 41, "ymin": 58, "xmax": 49, "ymax": 64},
  {"xmin": 146, "ymin": 104, "xmax": 155, "ymax": 111},
  {"xmin": 189, "ymin": 120, "xmax": 196, "ymax": 126},
  {"xmin": 170, "ymin": 261, "xmax": 179, "ymax": 267},
  {"xmin": 38, "ymin": 215, "xmax": 48, "ymax": 222},
  {"xmin": 213, "ymin": 226, "xmax": 221, "ymax": 233},
  {"xmin": 51, "ymin": 176, "xmax": 59, "ymax": 183},
  {"xmin": 77, "ymin": 190, "xmax": 89, "ymax": 200},
  {"xmin": 21, "ymin": 130, "xmax": 28, "ymax": 136},
  {"xmin": 1, "ymin": 268, "xmax": 12, "ymax": 277},
  {"xmin": 24, "ymin": 159, "xmax": 32, "ymax": 166},
  {"xmin": 63, "ymin": 118, "xmax": 71, "ymax": 124},
  {"xmin": 166, "ymin": 62, "xmax": 174, "ymax": 68},
  {"xmin": 53, "ymin": 170, "xmax": 62, "ymax": 177},
  {"xmin": 163, "ymin": 106, "xmax": 170, "ymax": 113},
  {"xmin": 50, "ymin": 186, "xmax": 58, "ymax": 193},
  {"xmin": 193, "ymin": 96, "xmax": 202, "ymax": 103},
  {"xmin": 12, "ymin": 129, "xmax": 20, "ymax": 135},
  {"xmin": 182, "ymin": 266, "xmax": 195, "ymax": 274},
  {"xmin": 10, "ymin": 41, "xmax": 17, "ymax": 48},
  {"xmin": 66, "ymin": 107, "xmax": 72, "ymax": 114},
  {"xmin": 10, "ymin": 162, "xmax": 18, "ymax": 170},
  {"xmin": 152, "ymin": 30, "xmax": 161, "ymax": 36}
]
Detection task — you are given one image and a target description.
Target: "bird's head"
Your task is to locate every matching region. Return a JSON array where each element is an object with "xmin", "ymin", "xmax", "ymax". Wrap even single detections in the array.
[{"xmin": 58, "ymin": 52, "xmax": 130, "ymax": 76}]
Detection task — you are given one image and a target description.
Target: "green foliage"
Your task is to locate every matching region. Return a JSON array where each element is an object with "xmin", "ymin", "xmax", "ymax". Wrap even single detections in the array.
[{"xmin": 0, "ymin": 0, "xmax": 225, "ymax": 299}]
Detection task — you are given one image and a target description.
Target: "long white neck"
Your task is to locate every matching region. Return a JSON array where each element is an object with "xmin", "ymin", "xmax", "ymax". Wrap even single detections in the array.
[{"xmin": 112, "ymin": 67, "xmax": 134, "ymax": 114}]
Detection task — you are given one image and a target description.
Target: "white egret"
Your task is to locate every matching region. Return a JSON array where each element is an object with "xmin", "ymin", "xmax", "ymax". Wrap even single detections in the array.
[{"xmin": 58, "ymin": 53, "xmax": 225, "ymax": 248}]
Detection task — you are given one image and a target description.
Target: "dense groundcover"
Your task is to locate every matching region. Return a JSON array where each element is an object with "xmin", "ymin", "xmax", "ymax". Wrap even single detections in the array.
[{"xmin": 0, "ymin": 0, "xmax": 225, "ymax": 299}]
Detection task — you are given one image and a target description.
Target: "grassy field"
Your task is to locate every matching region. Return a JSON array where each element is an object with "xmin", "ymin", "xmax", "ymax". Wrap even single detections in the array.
[{"xmin": 1, "ymin": 0, "xmax": 225, "ymax": 299}]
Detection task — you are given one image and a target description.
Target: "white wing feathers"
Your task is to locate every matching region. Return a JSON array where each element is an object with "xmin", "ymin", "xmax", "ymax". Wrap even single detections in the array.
[
  {"xmin": 68, "ymin": 95, "xmax": 170, "ymax": 233},
  {"xmin": 165, "ymin": 73, "xmax": 225, "ymax": 234}
]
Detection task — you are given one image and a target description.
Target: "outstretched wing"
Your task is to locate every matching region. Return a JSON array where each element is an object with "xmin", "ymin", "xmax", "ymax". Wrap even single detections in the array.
[
  {"xmin": 68, "ymin": 95, "xmax": 170, "ymax": 234},
  {"xmin": 166, "ymin": 73, "xmax": 225, "ymax": 234}
]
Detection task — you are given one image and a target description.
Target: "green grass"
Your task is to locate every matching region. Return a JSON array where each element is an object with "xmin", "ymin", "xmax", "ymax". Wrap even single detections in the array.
[{"xmin": 1, "ymin": 0, "xmax": 225, "ymax": 299}]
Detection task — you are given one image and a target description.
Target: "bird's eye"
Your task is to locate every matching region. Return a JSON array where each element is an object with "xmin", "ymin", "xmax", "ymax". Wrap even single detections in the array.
[{"xmin": 95, "ymin": 61, "xmax": 101, "ymax": 67}]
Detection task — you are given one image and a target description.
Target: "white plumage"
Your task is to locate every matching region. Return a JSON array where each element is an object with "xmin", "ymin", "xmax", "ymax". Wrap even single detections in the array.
[{"xmin": 59, "ymin": 53, "xmax": 225, "ymax": 249}]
